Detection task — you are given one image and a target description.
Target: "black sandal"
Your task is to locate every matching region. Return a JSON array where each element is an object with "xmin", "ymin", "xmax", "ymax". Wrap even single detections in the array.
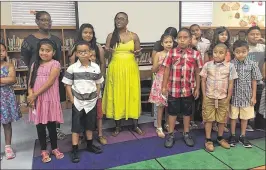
[
  {"xmin": 112, "ymin": 127, "xmax": 121, "ymax": 137},
  {"xmin": 134, "ymin": 127, "xmax": 145, "ymax": 136}
]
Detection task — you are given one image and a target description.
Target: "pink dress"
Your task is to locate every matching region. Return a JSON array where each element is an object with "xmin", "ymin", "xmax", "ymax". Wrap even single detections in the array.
[
  {"xmin": 29, "ymin": 59, "xmax": 64, "ymax": 125},
  {"xmin": 148, "ymin": 54, "xmax": 168, "ymax": 106}
]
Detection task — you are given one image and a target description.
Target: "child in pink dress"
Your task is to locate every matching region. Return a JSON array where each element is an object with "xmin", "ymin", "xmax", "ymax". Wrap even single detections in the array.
[
  {"xmin": 27, "ymin": 39, "xmax": 64, "ymax": 163},
  {"xmin": 149, "ymin": 33, "xmax": 174, "ymax": 138}
]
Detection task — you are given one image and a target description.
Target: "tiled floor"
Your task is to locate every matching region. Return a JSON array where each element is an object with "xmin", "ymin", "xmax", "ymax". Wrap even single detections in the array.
[{"xmin": 0, "ymin": 109, "xmax": 154, "ymax": 169}]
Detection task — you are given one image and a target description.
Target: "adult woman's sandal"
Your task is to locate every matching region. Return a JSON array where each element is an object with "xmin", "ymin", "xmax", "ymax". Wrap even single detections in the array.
[
  {"xmin": 134, "ymin": 127, "xmax": 145, "ymax": 136},
  {"xmin": 41, "ymin": 150, "xmax": 51, "ymax": 163},
  {"xmin": 112, "ymin": 127, "xmax": 121, "ymax": 137}
]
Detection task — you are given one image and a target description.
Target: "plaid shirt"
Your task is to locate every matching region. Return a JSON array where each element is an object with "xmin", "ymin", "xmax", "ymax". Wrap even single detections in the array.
[
  {"xmin": 199, "ymin": 61, "xmax": 238, "ymax": 99},
  {"xmin": 231, "ymin": 58, "xmax": 262, "ymax": 107},
  {"xmin": 162, "ymin": 47, "xmax": 203, "ymax": 98}
]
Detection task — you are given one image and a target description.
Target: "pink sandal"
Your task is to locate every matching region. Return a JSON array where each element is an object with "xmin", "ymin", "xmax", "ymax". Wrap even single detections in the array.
[
  {"xmin": 52, "ymin": 148, "xmax": 64, "ymax": 159},
  {"xmin": 5, "ymin": 145, "xmax": 15, "ymax": 160},
  {"xmin": 41, "ymin": 150, "xmax": 51, "ymax": 163}
]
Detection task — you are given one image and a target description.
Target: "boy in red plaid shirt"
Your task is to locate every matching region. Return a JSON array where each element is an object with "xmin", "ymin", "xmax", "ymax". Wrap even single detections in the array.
[{"xmin": 162, "ymin": 28, "xmax": 203, "ymax": 148}]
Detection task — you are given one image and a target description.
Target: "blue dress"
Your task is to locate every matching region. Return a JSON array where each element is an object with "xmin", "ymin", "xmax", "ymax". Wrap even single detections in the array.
[{"xmin": 0, "ymin": 66, "xmax": 20, "ymax": 124}]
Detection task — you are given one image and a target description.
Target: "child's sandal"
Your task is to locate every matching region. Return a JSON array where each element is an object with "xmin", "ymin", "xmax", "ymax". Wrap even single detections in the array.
[
  {"xmin": 41, "ymin": 150, "xmax": 51, "ymax": 163},
  {"xmin": 52, "ymin": 149, "xmax": 64, "ymax": 159},
  {"xmin": 5, "ymin": 145, "xmax": 15, "ymax": 160}
]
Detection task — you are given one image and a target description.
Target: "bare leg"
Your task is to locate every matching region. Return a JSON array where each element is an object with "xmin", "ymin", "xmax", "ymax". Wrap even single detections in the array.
[{"xmin": 3, "ymin": 123, "xmax": 12, "ymax": 145}]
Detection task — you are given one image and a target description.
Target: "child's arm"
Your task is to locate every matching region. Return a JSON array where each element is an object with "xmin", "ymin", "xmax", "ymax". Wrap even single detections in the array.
[
  {"xmin": 263, "ymin": 62, "xmax": 266, "ymax": 80},
  {"xmin": 194, "ymin": 51, "xmax": 203, "ymax": 99},
  {"xmin": 96, "ymin": 84, "xmax": 101, "ymax": 97},
  {"xmin": 199, "ymin": 63, "xmax": 208, "ymax": 100},
  {"xmin": 151, "ymin": 52, "xmax": 160, "ymax": 73},
  {"xmin": 251, "ymin": 80, "xmax": 257, "ymax": 106},
  {"xmin": 0, "ymin": 63, "xmax": 16, "ymax": 85},
  {"xmin": 227, "ymin": 63, "xmax": 238, "ymax": 103},
  {"xmin": 65, "ymin": 85, "xmax": 74, "ymax": 104},
  {"xmin": 161, "ymin": 51, "xmax": 173, "ymax": 96}
]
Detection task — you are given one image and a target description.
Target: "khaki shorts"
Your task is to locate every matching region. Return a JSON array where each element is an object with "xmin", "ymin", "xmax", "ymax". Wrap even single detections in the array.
[
  {"xmin": 230, "ymin": 105, "xmax": 255, "ymax": 120},
  {"xmin": 202, "ymin": 97, "xmax": 229, "ymax": 123}
]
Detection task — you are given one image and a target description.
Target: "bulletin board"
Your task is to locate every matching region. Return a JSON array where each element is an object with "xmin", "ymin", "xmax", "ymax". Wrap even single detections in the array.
[{"xmin": 212, "ymin": 1, "xmax": 265, "ymax": 27}]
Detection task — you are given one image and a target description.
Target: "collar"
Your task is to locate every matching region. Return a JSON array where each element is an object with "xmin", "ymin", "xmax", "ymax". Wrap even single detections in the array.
[
  {"xmin": 212, "ymin": 60, "xmax": 227, "ymax": 66},
  {"xmin": 234, "ymin": 57, "xmax": 248, "ymax": 65},
  {"xmin": 176, "ymin": 47, "xmax": 193, "ymax": 54},
  {"xmin": 76, "ymin": 59, "xmax": 91, "ymax": 68}
]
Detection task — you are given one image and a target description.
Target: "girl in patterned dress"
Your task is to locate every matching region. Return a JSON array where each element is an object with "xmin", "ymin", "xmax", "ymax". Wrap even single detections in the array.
[
  {"xmin": 149, "ymin": 33, "xmax": 174, "ymax": 138},
  {"xmin": 0, "ymin": 42, "xmax": 20, "ymax": 160},
  {"xmin": 27, "ymin": 39, "xmax": 64, "ymax": 163}
]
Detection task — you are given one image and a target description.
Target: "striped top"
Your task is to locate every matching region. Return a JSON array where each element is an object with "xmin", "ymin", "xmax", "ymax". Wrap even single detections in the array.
[{"xmin": 62, "ymin": 60, "xmax": 104, "ymax": 113}]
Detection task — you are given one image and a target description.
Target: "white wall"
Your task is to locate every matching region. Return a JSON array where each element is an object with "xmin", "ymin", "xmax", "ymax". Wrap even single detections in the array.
[
  {"xmin": 78, "ymin": 2, "xmax": 180, "ymax": 44},
  {"xmin": 1, "ymin": 2, "xmax": 12, "ymax": 25}
]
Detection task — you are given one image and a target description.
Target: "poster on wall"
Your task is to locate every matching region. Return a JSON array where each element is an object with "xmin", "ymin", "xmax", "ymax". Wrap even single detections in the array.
[{"xmin": 219, "ymin": 1, "xmax": 265, "ymax": 27}]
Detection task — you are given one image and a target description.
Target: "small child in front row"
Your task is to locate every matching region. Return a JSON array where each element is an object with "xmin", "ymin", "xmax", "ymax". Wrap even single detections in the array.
[
  {"xmin": 27, "ymin": 39, "xmax": 64, "ymax": 163},
  {"xmin": 0, "ymin": 42, "xmax": 21, "ymax": 160},
  {"xmin": 200, "ymin": 43, "xmax": 238, "ymax": 152},
  {"xmin": 149, "ymin": 33, "xmax": 174, "ymax": 138},
  {"xmin": 229, "ymin": 40, "xmax": 262, "ymax": 148},
  {"xmin": 62, "ymin": 41, "xmax": 104, "ymax": 163},
  {"xmin": 90, "ymin": 49, "xmax": 107, "ymax": 145}
]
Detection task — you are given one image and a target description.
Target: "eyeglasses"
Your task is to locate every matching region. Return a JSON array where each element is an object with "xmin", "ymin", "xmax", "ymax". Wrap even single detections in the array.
[
  {"xmin": 39, "ymin": 19, "xmax": 52, "ymax": 23},
  {"xmin": 76, "ymin": 50, "xmax": 90, "ymax": 55}
]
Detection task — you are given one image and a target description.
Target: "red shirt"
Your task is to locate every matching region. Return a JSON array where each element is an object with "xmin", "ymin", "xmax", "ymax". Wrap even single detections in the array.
[{"xmin": 163, "ymin": 47, "xmax": 203, "ymax": 98}]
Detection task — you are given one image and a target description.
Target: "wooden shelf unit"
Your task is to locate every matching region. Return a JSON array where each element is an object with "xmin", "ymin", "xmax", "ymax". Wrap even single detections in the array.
[
  {"xmin": 1, "ymin": 25, "xmax": 77, "ymax": 113},
  {"xmin": 1, "ymin": 25, "xmax": 155, "ymax": 114}
]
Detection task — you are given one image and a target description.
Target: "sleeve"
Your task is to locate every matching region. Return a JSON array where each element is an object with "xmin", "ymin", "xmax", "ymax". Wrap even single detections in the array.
[
  {"xmin": 95, "ymin": 65, "xmax": 104, "ymax": 84},
  {"xmin": 251, "ymin": 61, "xmax": 263, "ymax": 80},
  {"xmin": 162, "ymin": 49, "xmax": 173, "ymax": 68},
  {"xmin": 20, "ymin": 39, "xmax": 32, "ymax": 67},
  {"xmin": 153, "ymin": 41, "xmax": 163, "ymax": 52},
  {"xmin": 62, "ymin": 65, "xmax": 74, "ymax": 85},
  {"xmin": 199, "ymin": 63, "xmax": 208, "ymax": 78},
  {"xmin": 229, "ymin": 63, "xmax": 238, "ymax": 80},
  {"xmin": 52, "ymin": 60, "xmax": 61, "ymax": 69},
  {"xmin": 195, "ymin": 51, "xmax": 203, "ymax": 68}
]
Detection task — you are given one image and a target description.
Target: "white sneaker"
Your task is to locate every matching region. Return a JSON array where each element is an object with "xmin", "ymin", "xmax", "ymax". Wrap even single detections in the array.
[
  {"xmin": 175, "ymin": 121, "xmax": 180, "ymax": 125},
  {"xmin": 246, "ymin": 125, "xmax": 254, "ymax": 132}
]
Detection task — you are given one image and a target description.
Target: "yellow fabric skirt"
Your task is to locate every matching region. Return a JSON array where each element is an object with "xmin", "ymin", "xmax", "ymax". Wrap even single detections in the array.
[{"xmin": 102, "ymin": 52, "xmax": 141, "ymax": 120}]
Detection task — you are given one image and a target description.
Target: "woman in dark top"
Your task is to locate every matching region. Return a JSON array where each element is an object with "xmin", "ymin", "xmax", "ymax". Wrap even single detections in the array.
[{"xmin": 21, "ymin": 11, "xmax": 66, "ymax": 140}]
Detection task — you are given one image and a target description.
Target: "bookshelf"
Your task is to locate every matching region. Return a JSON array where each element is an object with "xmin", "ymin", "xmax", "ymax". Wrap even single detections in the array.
[{"xmin": 1, "ymin": 25, "xmax": 77, "ymax": 113}]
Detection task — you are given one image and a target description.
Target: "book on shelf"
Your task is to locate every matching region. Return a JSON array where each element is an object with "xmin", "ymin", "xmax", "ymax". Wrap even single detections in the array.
[
  {"xmin": 13, "ymin": 74, "xmax": 27, "ymax": 89},
  {"xmin": 16, "ymin": 94, "xmax": 27, "ymax": 106},
  {"xmin": 7, "ymin": 58, "xmax": 28, "ymax": 69},
  {"xmin": 136, "ymin": 52, "xmax": 152, "ymax": 65},
  {"xmin": 7, "ymin": 35, "xmax": 24, "ymax": 51}
]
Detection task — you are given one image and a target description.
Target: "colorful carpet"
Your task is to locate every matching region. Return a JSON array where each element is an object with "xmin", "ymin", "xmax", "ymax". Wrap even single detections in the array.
[{"xmin": 32, "ymin": 122, "xmax": 266, "ymax": 169}]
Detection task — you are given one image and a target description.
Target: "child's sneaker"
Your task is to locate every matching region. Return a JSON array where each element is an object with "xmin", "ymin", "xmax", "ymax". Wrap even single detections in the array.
[
  {"xmin": 5, "ymin": 145, "xmax": 15, "ymax": 160},
  {"xmin": 246, "ymin": 125, "xmax": 254, "ymax": 132},
  {"xmin": 228, "ymin": 135, "xmax": 238, "ymax": 147},
  {"xmin": 217, "ymin": 139, "xmax": 230, "ymax": 149},
  {"xmin": 239, "ymin": 136, "xmax": 252, "ymax": 148},
  {"xmin": 205, "ymin": 141, "xmax": 214, "ymax": 152}
]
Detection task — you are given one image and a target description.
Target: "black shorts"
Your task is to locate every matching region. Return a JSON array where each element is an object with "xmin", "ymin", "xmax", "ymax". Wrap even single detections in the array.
[
  {"xmin": 168, "ymin": 95, "xmax": 194, "ymax": 116},
  {"xmin": 71, "ymin": 105, "xmax": 97, "ymax": 133}
]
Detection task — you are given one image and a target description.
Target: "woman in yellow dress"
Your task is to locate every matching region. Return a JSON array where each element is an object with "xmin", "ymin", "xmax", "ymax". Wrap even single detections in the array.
[{"xmin": 103, "ymin": 12, "xmax": 144, "ymax": 136}]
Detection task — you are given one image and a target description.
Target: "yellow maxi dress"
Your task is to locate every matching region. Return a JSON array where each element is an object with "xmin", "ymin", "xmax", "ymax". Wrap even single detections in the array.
[{"xmin": 102, "ymin": 40, "xmax": 141, "ymax": 120}]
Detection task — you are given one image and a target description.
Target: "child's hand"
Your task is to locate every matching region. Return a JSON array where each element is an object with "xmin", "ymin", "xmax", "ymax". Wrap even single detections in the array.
[
  {"xmin": 162, "ymin": 88, "xmax": 168, "ymax": 97},
  {"xmin": 193, "ymin": 89, "xmax": 200, "ymax": 100},
  {"xmin": 256, "ymin": 38, "xmax": 265, "ymax": 44},
  {"xmin": 27, "ymin": 93, "xmax": 37, "ymax": 104},
  {"xmin": 250, "ymin": 97, "xmax": 256, "ymax": 106}
]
